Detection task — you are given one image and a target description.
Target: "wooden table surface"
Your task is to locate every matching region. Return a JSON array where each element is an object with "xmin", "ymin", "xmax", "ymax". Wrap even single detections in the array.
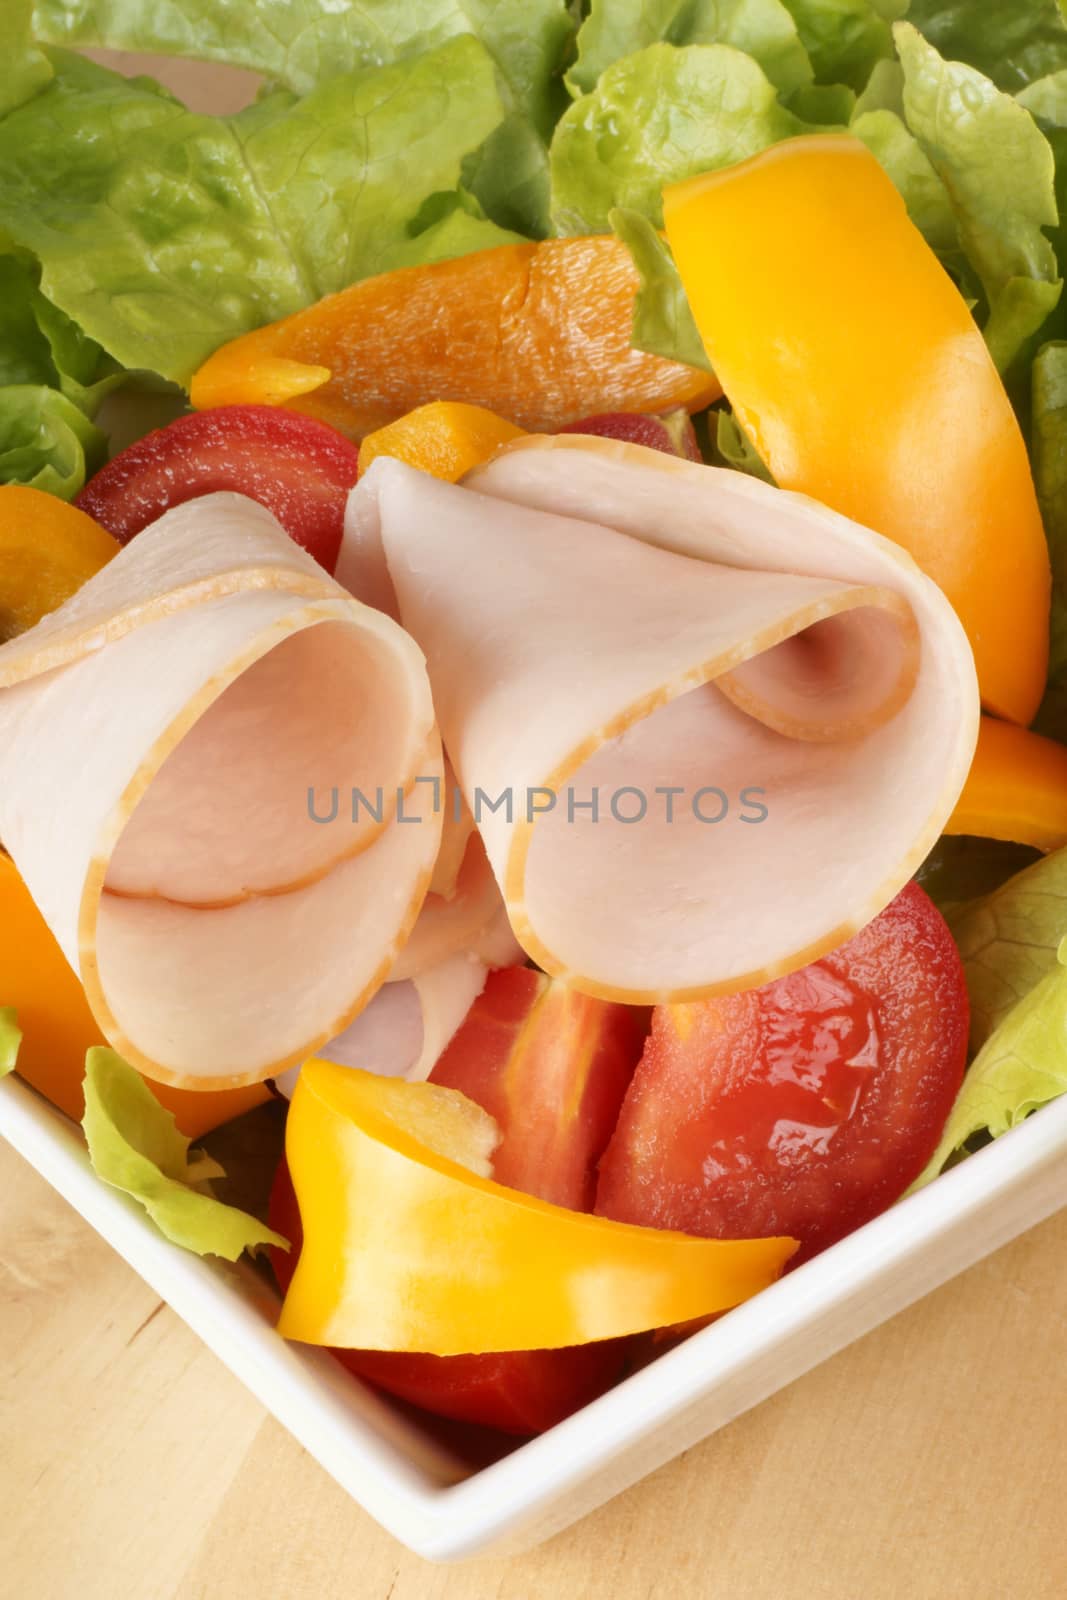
[{"xmin": 1, "ymin": 1136, "xmax": 1065, "ymax": 1600}]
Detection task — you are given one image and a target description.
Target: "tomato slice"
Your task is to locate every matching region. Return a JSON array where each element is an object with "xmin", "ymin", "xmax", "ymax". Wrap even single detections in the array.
[
  {"xmin": 430, "ymin": 966, "xmax": 649, "ymax": 1210},
  {"xmin": 559, "ymin": 409, "xmax": 701, "ymax": 461},
  {"xmin": 268, "ymin": 1161, "xmax": 623, "ymax": 1435},
  {"xmin": 76, "ymin": 405, "xmax": 359, "ymax": 572},
  {"xmin": 596, "ymin": 884, "xmax": 968, "ymax": 1263}
]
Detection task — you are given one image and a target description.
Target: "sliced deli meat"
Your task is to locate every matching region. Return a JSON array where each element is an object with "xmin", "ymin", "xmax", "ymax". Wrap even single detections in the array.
[
  {"xmin": 0, "ymin": 492, "xmax": 441, "ymax": 1090},
  {"xmin": 388, "ymin": 832, "xmax": 523, "ymax": 982},
  {"xmin": 275, "ymin": 950, "xmax": 496, "ymax": 1098},
  {"xmin": 340, "ymin": 485, "xmax": 537, "ymax": 987},
  {"xmin": 341, "ymin": 437, "xmax": 980, "ymax": 1003}
]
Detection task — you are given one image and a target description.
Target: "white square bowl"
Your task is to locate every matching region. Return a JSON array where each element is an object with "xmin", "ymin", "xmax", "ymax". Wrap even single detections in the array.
[{"xmin": 3, "ymin": 1070, "xmax": 1065, "ymax": 1559}]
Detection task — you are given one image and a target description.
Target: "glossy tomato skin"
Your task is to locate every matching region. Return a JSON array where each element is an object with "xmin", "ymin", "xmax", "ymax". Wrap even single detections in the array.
[
  {"xmin": 559, "ymin": 408, "xmax": 702, "ymax": 462},
  {"xmin": 267, "ymin": 1162, "xmax": 624, "ymax": 1435},
  {"xmin": 596, "ymin": 885, "xmax": 968, "ymax": 1263},
  {"xmin": 430, "ymin": 966, "xmax": 649, "ymax": 1210},
  {"xmin": 76, "ymin": 405, "xmax": 359, "ymax": 572}
]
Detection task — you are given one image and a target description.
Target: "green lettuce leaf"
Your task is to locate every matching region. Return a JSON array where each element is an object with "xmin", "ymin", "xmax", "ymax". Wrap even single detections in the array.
[
  {"xmin": 32, "ymin": 0, "xmax": 573, "ymax": 243},
  {"xmin": 0, "ymin": 255, "xmax": 55, "ymax": 389},
  {"xmin": 82, "ymin": 1048, "xmax": 288, "ymax": 1260},
  {"xmin": 1018, "ymin": 70, "xmax": 1067, "ymax": 348},
  {"xmin": 0, "ymin": 249, "xmax": 128, "ymax": 418},
  {"xmin": 550, "ymin": 42, "xmax": 803, "ymax": 234},
  {"xmin": 896, "ymin": 21, "xmax": 1062, "ymax": 373},
  {"xmin": 392, "ymin": 190, "xmax": 525, "ymax": 267},
  {"xmin": 1017, "ymin": 65, "xmax": 1067, "ymax": 127},
  {"xmin": 853, "ymin": 56, "xmax": 905, "ymax": 116},
  {"xmin": 4, "ymin": 0, "xmax": 53, "ymax": 117},
  {"xmin": 222, "ymin": 61, "xmax": 505, "ymax": 299},
  {"xmin": 463, "ymin": 114, "xmax": 553, "ymax": 239},
  {"xmin": 31, "ymin": 296, "xmax": 127, "ymax": 415},
  {"xmin": 1030, "ymin": 341, "xmax": 1067, "ymax": 741},
  {"xmin": 33, "ymin": 0, "xmax": 575, "ymax": 139},
  {"xmin": 780, "ymin": 0, "xmax": 895, "ymax": 89},
  {"xmin": 0, "ymin": 249, "xmax": 119, "ymax": 495},
  {"xmin": 567, "ymin": 0, "xmax": 813, "ymax": 98},
  {"xmin": 908, "ymin": 0, "xmax": 1067, "ymax": 95},
  {"xmin": 948, "ymin": 847, "xmax": 1067, "ymax": 1052},
  {"xmin": 785, "ymin": 81, "xmax": 855, "ymax": 122},
  {"xmin": 913, "ymin": 939, "xmax": 1067, "ymax": 1187},
  {"xmin": 714, "ymin": 409, "xmax": 775, "ymax": 479},
  {"xmin": 983, "ymin": 275, "xmax": 1064, "ymax": 376},
  {"xmin": 0, "ymin": 384, "xmax": 105, "ymax": 499},
  {"xmin": 851, "ymin": 108, "xmax": 962, "ymax": 265},
  {"xmin": 0, "ymin": 45, "xmax": 509, "ymax": 385},
  {"xmin": 0, "ymin": 1008, "xmax": 22, "ymax": 1078},
  {"xmin": 915, "ymin": 836, "xmax": 1042, "ymax": 918},
  {"xmin": 609, "ymin": 208, "xmax": 713, "ymax": 372},
  {"xmin": 914, "ymin": 844, "xmax": 1067, "ymax": 1185}
]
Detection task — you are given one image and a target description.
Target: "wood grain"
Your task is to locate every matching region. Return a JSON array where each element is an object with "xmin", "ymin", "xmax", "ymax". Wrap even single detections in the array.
[{"xmin": 1, "ymin": 1138, "xmax": 1065, "ymax": 1600}]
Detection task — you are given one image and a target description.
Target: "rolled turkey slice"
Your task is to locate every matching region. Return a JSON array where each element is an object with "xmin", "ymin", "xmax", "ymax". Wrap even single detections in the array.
[
  {"xmin": 389, "ymin": 832, "xmax": 523, "ymax": 982},
  {"xmin": 274, "ymin": 950, "xmax": 494, "ymax": 1098},
  {"xmin": 341, "ymin": 440, "xmax": 979, "ymax": 1002},
  {"xmin": 429, "ymin": 758, "xmax": 476, "ymax": 899},
  {"xmin": 338, "ymin": 513, "xmax": 519, "ymax": 981},
  {"xmin": 0, "ymin": 492, "xmax": 441, "ymax": 1089}
]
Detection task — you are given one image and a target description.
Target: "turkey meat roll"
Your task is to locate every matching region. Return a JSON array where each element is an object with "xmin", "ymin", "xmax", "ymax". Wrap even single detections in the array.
[
  {"xmin": 340, "ymin": 437, "xmax": 979, "ymax": 1003},
  {"xmin": 0, "ymin": 492, "xmax": 441, "ymax": 1088}
]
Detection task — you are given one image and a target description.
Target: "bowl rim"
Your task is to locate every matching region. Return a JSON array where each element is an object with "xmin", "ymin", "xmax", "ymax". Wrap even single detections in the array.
[{"xmin": 3, "ymin": 1069, "xmax": 1066, "ymax": 1557}]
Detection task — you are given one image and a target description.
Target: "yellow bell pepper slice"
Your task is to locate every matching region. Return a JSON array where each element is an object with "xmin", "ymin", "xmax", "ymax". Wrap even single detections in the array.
[
  {"xmin": 358, "ymin": 401, "xmax": 526, "ymax": 483},
  {"xmin": 190, "ymin": 353, "xmax": 332, "ymax": 411},
  {"xmin": 663, "ymin": 135, "xmax": 1051, "ymax": 727},
  {"xmin": 946, "ymin": 716, "xmax": 1067, "ymax": 851},
  {"xmin": 277, "ymin": 1059, "xmax": 796, "ymax": 1354},
  {"xmin": 0, "ymin": 854, "xmax": 269, "ymax": 1136},
  {"xmin": 0, "ymin": 485, "xmax": 120, "ymax": 641}
]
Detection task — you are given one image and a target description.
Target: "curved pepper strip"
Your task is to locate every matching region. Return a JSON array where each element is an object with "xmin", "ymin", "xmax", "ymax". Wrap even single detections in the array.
[
  {"xmin": 358, "ymin": 401, "xmax": 526, "ymax": 483},
  {"xmin": 188, "ymin": 238, "xmax": 720, "ymax": 438},
  {"xmin": 946, "ymin": 716, "xmax": 1067, "ymax": 852},
  {"xmin": 277, "ymin": 1060, "xmax": 796, "ymax": 1354},
  {"xmin": 663, "ymin": 135, "xmax": 1051, "ymax": 727},
  {"xmin": 0, "ymin": 485, "xmax": 120, "ymax": 641}
]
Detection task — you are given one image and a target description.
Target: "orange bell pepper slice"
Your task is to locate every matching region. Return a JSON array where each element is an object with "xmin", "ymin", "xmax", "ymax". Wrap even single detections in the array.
[
  {"xmin": 277, "ymin": 1059, "xmax": 795, "ymax": 1354},
  {"xmin": 0, "ymin": 485, "xmax": 120, "ymax": 640},
  {"xmin": 946, "ymin": 716, "xmax": 1067, "ymax": 852},
  {"xmin": 189, "ymin": 237, "xmax": 720, "ymax": 438},
  {"xmin": 358, "ymin": 401, "xmax": 526, "ymax": 483},
  {"xmin": 0, "ymin": 853, "xmax": 268, "ymax": 1136},
  {"xmin": 663, "ymin": 136, "xmax": 1051, "ymax": 727}
]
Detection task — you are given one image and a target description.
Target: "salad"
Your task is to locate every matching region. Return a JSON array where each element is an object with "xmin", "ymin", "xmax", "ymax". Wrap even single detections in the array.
[{"xmin": 2, "ymin": 0, "xmax": 1067, "ymax": 1441}]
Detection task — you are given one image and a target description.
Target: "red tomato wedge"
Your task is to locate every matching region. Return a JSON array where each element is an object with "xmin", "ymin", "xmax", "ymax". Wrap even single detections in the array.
[
  {"xmin": 268, "ymin": 1162, "xmax": 622, "ymax": 1436},
  {"xmin": 559, "ymin": 408, "xmax": 701, "ymax": 462},
  {"xmin": 430, "ymin": 966, "xmax": 649, "ymax": 1210},
  {"xmin": 76, "ymin": 405, "xmax": 359, "ymax": 572},
  {"xmin": 268, "ymin": 970, "xmax": 646, "ymax": 1434},
  {"xmin": 596, "ymin": 885, "xmax": 968, "ymax": 1263}
]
